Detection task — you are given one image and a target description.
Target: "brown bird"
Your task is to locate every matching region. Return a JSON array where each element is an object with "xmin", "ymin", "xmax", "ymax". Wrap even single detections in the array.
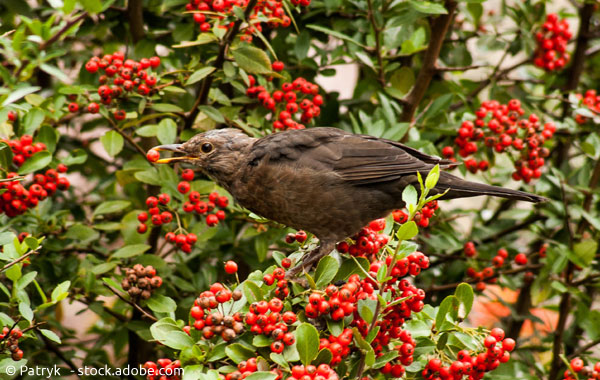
[{"xmin": 153, "ymin": 127, "xmax": 546, "ymax": 275}]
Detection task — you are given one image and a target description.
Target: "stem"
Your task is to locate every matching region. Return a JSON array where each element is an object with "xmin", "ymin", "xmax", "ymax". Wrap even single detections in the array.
[
  {"xmin": 127, "ymin": 0, "xmax": 145, "ymax": 43},
  {"xmin": 103, "ymin": 284, "xmax": 157, "ymax": 322},
  {"xmin": 400, "ymin": 0, "xmax": 458, "ymax": 123},
  {"xmin": 1, "ymin": 247, "xmax": 41, "ymax": 273},
  {"xmin": 184, "ymin": 0, "xmax": 259, "ymax": 130},
  {"xmin": 366, "ymin": 0, "xmax": 385, "ymax": 87},
  {"xmin": 106, "ymin": 117, "xmax": 147, "ymax": 157}
]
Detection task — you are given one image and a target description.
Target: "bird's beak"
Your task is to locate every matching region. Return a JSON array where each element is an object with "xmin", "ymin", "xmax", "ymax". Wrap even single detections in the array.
[{"xmin": 151, "ymin": 144, "xmax": 196, "ymax": 164}]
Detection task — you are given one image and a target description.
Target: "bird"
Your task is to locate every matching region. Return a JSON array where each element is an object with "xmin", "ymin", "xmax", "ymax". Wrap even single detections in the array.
[{"xmin": 152, "ymin": 127, "xmax": 546, "ymax": 276}]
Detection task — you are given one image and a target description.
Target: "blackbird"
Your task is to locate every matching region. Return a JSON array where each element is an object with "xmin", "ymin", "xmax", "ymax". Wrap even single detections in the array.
[{"xmin": 153, "ymin": 127, "xmax": 546, "ymax": 275}]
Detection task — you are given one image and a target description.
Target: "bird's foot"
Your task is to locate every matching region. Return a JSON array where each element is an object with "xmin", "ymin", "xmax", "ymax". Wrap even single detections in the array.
[{"xmin": 285, "ymin": 245, "xmax": 330, "ymax": 279}]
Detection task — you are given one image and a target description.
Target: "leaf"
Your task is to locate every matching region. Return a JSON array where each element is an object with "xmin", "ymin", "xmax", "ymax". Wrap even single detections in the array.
[
  {"xmin": 455, "ymin": 283, "xmax": 474, "ymax": 319},
  {"xmin": 18, "ymin": 151, "xmax": 52, "ymax": 175},
  {"xmin": 19, "ymin": 302, "xmax": 33, "ymax": 322},
  {"xmin": 40, "ymin": 64, "xmax": 70, "ymax": 83},
  {"xmin": 93, "ymin": 200, "xmax": 131, "ymax": 217},
  {"xmin": 395, "ymin": 221, "xmax": 418, "ymax": 241},
  {"xmin": 15, "ymin": 271, "xmax": 37, "ymax": 291},
  {"xmin": 402, "ymin": 185, "xmax": 418, "ymax": 207},
  {"xmin": 51, "ymin": 281, "xmax": 71, "ymax": 303},
  {"xmin": 231, "ymin": 45, "xmax": 272, "ymax": 74},
  {"xmin": 112, "ymin": 244, "xmax": 151, "ymax": 258},
  {"xmin": 436, "ymin": 295, "xmax": 458, "ymax": 330},
  {"xmin": 425, "ymin": 165, "xmax": 440, "ymax": 190},
  {"xmin": 62, "ymin": 149, "xmax": 87, "ymax": 165},
  {"xmin": 225, "ymin": 343, "xmax": 255, "ymax": 364},
  {"xmin": 65, "ymin": 224, "xmax": 99, "ymax": 241},
  {"xmin": 295, "ymin": 323, "xmax": 319, "ymax": 366},
  {"xmin": 410, "ymin": 0, "xmax": 448, "ymax": 14},
  {"xmin": 314, "ymin": 256, "xmax": 339, "ymax": 288},
  {"xmin": 198, "ymin": 105, "xmax": 225, "ymax": 123},
  {"xmin": 23, "ymin": 108, "xmax": 46, "ymax": 135},
  {"xmin": 172, "ymin": 34, "xmax": 218, "ymax": 48},
  {"xmin": 40, "ymin": 329, "xmax": 61, "ymax": 343},
  {"xmin": 135, "ymin": 169, "xmax": 161, "ymax": 185},
  {"xmin": 242, "ymin": 280, "xmax": 263, "ymax": 303},
  {"xmin": 80, "ymin": 0, "xmax": 103, "ymax": 13},
  {"xmin": 358, "ymin": 298, "xmax": 378, "ymax": 325},
  {"xmin": 1, "ymin": 86, "xmax": 40, "ymax": 106},
  {"xmin": 244, "ymin": 372, "xmax": 277, "ymax": 380},
  {"xmin": 100, "ymin": 130, "xmax": 124, "ymax": 157},
  {"xmin": 306, "ymin": 25, "xmax": 366, "ymax": 48},
  {"xmin": 152, "ymin": 103, "xmax": 184, "ymax": 113},
  {"xmin": 186, "ymin": 67, "xmax": 216, "ymax": 86},
  {"xmin": 572, "ymin": 239, "xmax": 597, "ymax": 268},
  {"xmin": 334, "ymin": 256, "xmax": 370, "ymax": 282},
  {"xmin": 150, "ymin": 318, "xmax": 194, "ymax": 350},
  {"xmin": 36, "ymin": 125, "xmax": 59, "ymax": 153},
  {"xmin": 146, "ymin": 295, "xmax": 177, "ymax": 313},
  {"xmin": 157, "ymin": 118, "xmax": 178, "ymax": 145}
]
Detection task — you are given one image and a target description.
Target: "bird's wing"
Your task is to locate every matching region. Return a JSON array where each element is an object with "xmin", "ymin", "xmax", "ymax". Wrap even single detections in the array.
[{"xmin": 249, "ymin": 128, "xmax": 454, "ymax": 185}]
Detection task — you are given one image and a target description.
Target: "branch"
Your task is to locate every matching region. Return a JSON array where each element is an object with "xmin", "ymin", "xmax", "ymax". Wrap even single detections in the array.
[
  {"xmin": 400, "ymin": 0, "xmax": 458, "ymax": 123},
  {"xmin": 126, "ymin": 0, "xmax": 145, "ymax": 43},
  {"xmin": 366, "ymin": 0, "xmax": 385, "ymax": 86},
  {"xmin": 568, "ymin": 337, "xmax": 600, "ymax": 359},
  {"xmin": 435, "ymin": 64, "xmax": 491, "ymax": 72},
  {"xmin": 103, "ymin": 284, "xmax": 157, "ymax": 322},
  {"xmin": 184, "ymin": 0, "xmax": 259, "ymax": 130},
  {"xmin": 106, "ymin": 117, "xmax": 147, "ymax": 157},
  {"xmin": 1, "ymin": 246, "xmax": 41, "ymax": 273}
]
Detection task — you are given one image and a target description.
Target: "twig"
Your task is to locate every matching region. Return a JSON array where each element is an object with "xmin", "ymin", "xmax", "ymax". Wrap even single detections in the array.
[
  {"xmin": 1, "ymin": 247, "xmax": 42, "ymax": 273},
  {"xmin": 184, "ymin": 0, "xmax": 259, "ymax": 130},
  {"xmin": 435, "ymin": 64, "xmax": 491, "ymax": 72},
  {"xmin": 366, "ymin": 0, "xmax": 385, "ymax": 86},
  {"xmin": 106, "ymin": 117, "xmax": 147, "ymax": 157},
  {"xmin": 103, "ymin": 284, "xmax": 157, "ymax": 322},
  {"xmin": 568, "ymin": 337, "xmax": 600, "ymax": 359}
]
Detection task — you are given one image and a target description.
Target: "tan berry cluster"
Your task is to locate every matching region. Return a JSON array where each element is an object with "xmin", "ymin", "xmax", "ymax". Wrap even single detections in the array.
[
  {"xmin": 185, "ymin": 0, "xmax": 308, "ymax": 41},
  {"xmin": 121, "ymin": 264, "xmax": 163, "ymax": 300},
  {"xmin": 143, "ymin": 359, "xmax": 181, "ymax": 380},
  {"xmin": 1, "ymin": 134, "xmax": 69, "ymax": 217},
  {"xmin": 0, "ymin": 327, "xmax": 24, "ymax": 361},
  {"xmin": 246, "ymin": 75, "xmax": 323, "ymax": 131},
  {"xmin": 422, "ymin": 328, "xmax": 515, "ymax": 380},
  {"xmin": 186, "ymin": 282, "xmax": 245, "ymax": 341},
  {"xmin": 82, "ymin": 52, "xmax": 160, "ymax": 120},
  {"xmin": 533, "ymin": 14, "xmax": 572, "ymax": 71},
  {"xmin": 444, "ymin": 99, "xmax": 554, "ymax": 183},
  {"xmin": 336, "ymin": 218, "xmax": 390, "ymax": 261},
  {"xmin": 574, "ymin": 90, "xmax": 600, "ymax": 124},
  {"xmin": 563, "ymin": 358, "xmax": 600, "ymax": 380}
]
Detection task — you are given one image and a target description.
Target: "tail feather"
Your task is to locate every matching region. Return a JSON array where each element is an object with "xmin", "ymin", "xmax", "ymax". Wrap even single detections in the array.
[{"xmin": 436, "ymin": 172, "xmax": 548, "ymax": 203}]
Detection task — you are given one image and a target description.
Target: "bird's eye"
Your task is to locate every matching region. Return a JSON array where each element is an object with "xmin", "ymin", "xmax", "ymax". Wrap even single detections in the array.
[{"xmin": 201, "ymin": 143, "xmax": 213, "ymax": 153}]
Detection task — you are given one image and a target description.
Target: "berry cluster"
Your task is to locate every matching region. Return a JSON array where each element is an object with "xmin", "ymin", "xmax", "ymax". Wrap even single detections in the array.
[
  {"xmin": 262, "ymin": 262, "xmax": 292, "ymax": 299},
  {"xmin": 120, "ymin": 264, "xmax": 163, "ymax": 300},
  {"xmin": 533, "ymin": 13, "xmax": 572, "ymax": 72},
  {"xmin": 185, "ymin": 0, "xmax": 308, "ymax": 42},
  {"xmin": 187, "ymin": 282, "xmax": 244, "ymax": 341},
  {"xmin": 336, "ymin": 218, "xmax": 390, "ymax": 261},
  {"xmin": 82, "ymin": 52, "xmax": 161, "ymax": 120},
  {"xmin": 422, "ymin": 329, "xmax": 515, "ymax": 380},
  {"xmin": 1, "ymin": 136, "xmax": 69, "ymax": 217},
  {"xmin": 563, "ymin": 358, "xmax": 600, "ymax": 380},
  {"xmin": 305, "ymin": 281, "xmax": 358, "ymax": 322},
  {"xmin": 0, "ymin": 327, "xmax": 24, "ymax": 361},
  {"xmin": 574, "ymin": 90, "xmax": 600, "ymax": 124},
  {"xmin": 285, "ymin": 230, "xmax": 308, "ymax": 244},
  {"xmin": 393, "ymin": 200, "xmax": 439, "ymax": 228},
  {"xmin": 177, "ymin": 169, "xmax": 228, "ymax": 227},
  {"xmin": 318, "ymin": 328, "xmax": 353, "ymax": 366},
  {"xmin": 244, "ymin": 297, "xmax": 298, "ymax": 353},
  {"xmin": 443, "ymin": 99, "xmax": 554, "ymax": 183},
  {"xmin": 143, "ymin": 359, "xmax": 181, "ymax": 380},
  {"xmin": 288, "ymin": 364, "xmax": 339, "ymax": 380},
  {"xmin": 380, "ymin": 329, "xmax": 415, "ymax": 377},
  {"xmin": 225, "ymin": 357, "xmax": 283, "ymax": 380},
  {"xmin": 246, "ymin": 75, "xmax": 323, "ymax": 131}
]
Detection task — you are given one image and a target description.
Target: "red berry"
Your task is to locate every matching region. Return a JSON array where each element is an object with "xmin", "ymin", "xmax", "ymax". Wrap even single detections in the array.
[
  {"xmin": 514, "ymin": 253, "xmax": 528, "ymax": 265},
  {"xmin": 147, "ymin": 149, "xmax": 160, "ymax": 162},
  {"xmin": 224, "ymin": 260, "xmax": 238, "ymax": 274},
  {"xmin": 178, "ymin": 181, "xmax": 191, "ymax": 194},
  {"xmin": 570, "ymin": 358, "xmax": 584, "ymax": 372},
  {"xmin": 181, "ymin": 169, "xmax": 194, "ymax": 181},
  {"xmin": 68, "ymin": 102, "xmax": 79, "ymax": 112},
  {"xmin": 272, "ymin": 61, "xmax": 284, "ymax": 72}
]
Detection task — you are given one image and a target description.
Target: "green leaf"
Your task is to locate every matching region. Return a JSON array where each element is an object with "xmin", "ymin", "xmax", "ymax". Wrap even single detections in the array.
[
  {"xmin": 19, "ymin": 302, "xmax": 33, "ymax": 322},
  {"xmin": 135, "ymin": 169, "xmax": 161, "ymax": 185},
  {"xmin": 198, "ymin": 105, "xmax": 225, "ymax": 123},
  {"xmin": 65, "ymin": 224, "xmax": 99, "ymax": 241},
  {"xmin": 334, "ymin": 256, "xmax": 370, "ymax": 282},
  {"xmin": 51, "ymin": 281, "xmax": 71, "ymax": 303},
  {"xmin": 306, "ymin": 25, "xmax": 366, "ymax": 48},
  {"xmin": 225, "ymin": 343, "xmax": 255, "ymax": 364},
  {"xmin": 23, "ymin": 108, "xmax": 45, "ymax": 135},
  {"xmin": 146, "ymin": 295, "xmax": 177, "ymax": 313},
  {"xmin": 40, "ymin": 329, "xmax": 61, "ymax": 343},
  {"xmin": 295, "ymin": 323, "xmax": 319, "ymax": 366},
  {"xmin": 1, "ymin": 86, "xmax": 40, "ymax": 106},
  {"xmin": 244, "ymin": 372, "xmax": 277, "ymax": 380},
  {"xmin": 93, "ymin": 200, "xmax": 131, "ymax": 217},
  {"xmin": 395, "ymin": 221, "xmax": 418, "ymax": 241},
  {"xmin": 242, "ymin": 280, "xmax": 263, "ymax": 303},
  {"xmin": 15, "ymin": 271, "xmax": 37, "ymax": 291},
  {"xmin": 373, "ymin": 351, "xmax": 399, "ymax": 369},
  {"xmin": 186, "ymin": 67, "xmax": 216, "ymax": 86},
  {"xmin": 425, "ymin": 165, "xmax": 440, "ymax": 190},
  {"xmin": 100, "ymin": 130, "xmax": 124, "ymax": 157},
  {"xmin": 231, "ymin": 45, "xmax": 272, "ymax": 74},
  {"xmin": 112, "ymin": 244, "xmax": 151, "ymax": 258},
  {"xmin": 436, "ymin": 295, "xmax": 458, "ymax": 330},
  {"xmin": 36, "ymin": 125, "xmax": 59, "ymax": 153},
  {"xmin": 18, "ymin": 151, "xmax": 52, "ymax": 175},
  {"xmin": 454, "ymin": 283, "xmax": 474, "ymax": 319},
  {"xmin": 572, "ymin": 239, "xmax": 597, "ymax": 267},
  {"xmin": 358, "ymin": 298, "xmax": 378, "ymax": 325},
  {"xmin": 157, "ymin": 118, "xmax": 178, "ymax": 145},
  {"xmin": 410, "ymin": 0, "xmax": 447, "ymax": 14},
  {"xmin": 152, "ymin": 103, "xmax": 184, "ymax": 113},
  {"xmin": 80, "ymin": 0, "xmax": 102, "ymax": 13},
  {"xmin": 61, "ymin": 149, "xmax": 87, "ymax": 165},
  {"xmin": 40, "ymin": 64, "xmax": 70, "ymax": 83},
  {"xmin": 314, "ymin": 256, "xmax": 339, "ymax": 288},
  {"xmin": 389, "ymin": 67, "xmax": 415, "ymax": 97},
  {"xmin": 352, "ymin": 328, "xmax": 375, "ymax": 367},
  {"xmin": 402, "ymin": 185, "xmax": 418, "ymax": 207}
]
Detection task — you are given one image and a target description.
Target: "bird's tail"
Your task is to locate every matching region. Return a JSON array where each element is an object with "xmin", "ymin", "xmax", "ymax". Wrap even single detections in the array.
[{"xmin": 435, "ymin": 172, "xmax": 547, "ymax": 203}]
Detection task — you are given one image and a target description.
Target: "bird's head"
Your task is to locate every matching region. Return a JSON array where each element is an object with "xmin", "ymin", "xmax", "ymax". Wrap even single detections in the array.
[{"xmin": 151, "ymin": 128, "xmax": 255, "ymax": 185}]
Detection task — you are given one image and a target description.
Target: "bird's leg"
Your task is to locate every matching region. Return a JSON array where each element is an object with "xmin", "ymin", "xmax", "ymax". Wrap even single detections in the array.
[{"xmin": 285, "ymin": 240, "xmax": 335, "ymax": 278}]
